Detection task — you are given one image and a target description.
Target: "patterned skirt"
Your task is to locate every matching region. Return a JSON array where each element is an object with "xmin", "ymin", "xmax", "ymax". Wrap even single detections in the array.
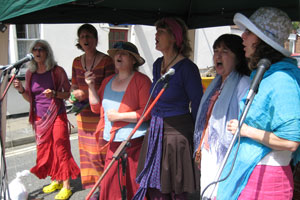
[
  {"xmin": 137, "ymin": 114, "xmax": 196, "ymax": 194},
  {"xmin": 77, "ymin": 109, "xmax": 107, "ymax": 189}
]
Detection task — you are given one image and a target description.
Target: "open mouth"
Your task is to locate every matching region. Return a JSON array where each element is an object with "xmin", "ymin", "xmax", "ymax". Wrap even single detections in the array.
[{"xmin": 216, "ymin": 62, "xmax": 223, "ymax": 67}]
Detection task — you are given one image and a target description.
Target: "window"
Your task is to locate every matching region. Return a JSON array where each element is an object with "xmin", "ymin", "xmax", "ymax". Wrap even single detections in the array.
[
  {"xmin": 15, "ymin": 24, "xmax": 40, "ymax": 76},
  {"xmin": 109, "ymin": 28, "xmax": 128, "ymax": 49},
  {"xmin": 16, "ymin": 24, "xmax": 40, "ymax": 59}
]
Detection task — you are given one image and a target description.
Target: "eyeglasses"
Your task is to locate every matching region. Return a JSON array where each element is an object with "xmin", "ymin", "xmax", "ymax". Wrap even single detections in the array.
[{"xmin": 32, "ymin": 47, "xmax": 45, "ymax": 52}]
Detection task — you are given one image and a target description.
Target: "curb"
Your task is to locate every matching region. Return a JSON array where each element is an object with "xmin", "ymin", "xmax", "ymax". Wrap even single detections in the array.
[{"xmin": 5, "ymin": 127, "xmax": 78, "ymax": 149}]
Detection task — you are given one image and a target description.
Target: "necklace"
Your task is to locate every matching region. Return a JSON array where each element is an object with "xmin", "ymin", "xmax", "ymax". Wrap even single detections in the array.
[
  {"xmin": 83, "ymin": 53, "xmax": 97, "ymax": 71},
  {"xmin": 161, "ymin": 53, "xmax": 179, "ymax": 74}
]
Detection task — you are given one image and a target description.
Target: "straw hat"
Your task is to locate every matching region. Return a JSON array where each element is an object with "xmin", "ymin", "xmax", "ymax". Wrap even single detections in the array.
[
  {"xmin": 107, "ymin": 41, "xmax": 145, "ymax": 66},
  {"xmin": 233, "ymin": 7, "xmax": 292, "ymax": 56}
]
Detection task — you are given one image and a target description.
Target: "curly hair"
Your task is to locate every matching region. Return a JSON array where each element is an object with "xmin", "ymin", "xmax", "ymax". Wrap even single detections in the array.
[
  {"xmin": 27, "ymin": 40, "xmax": 57, "ymax": 73},
  {"xmin": 155, "ymin": 17, "xmax": 192, "ymax": 58},
  {"xmin": 248, "ymin": 39, "xmax": 285, "ymax": 70},
  {"xmin": 75, "ymin": 23, "xmax": 98, "ymax": 51},
  {"xmin": 213, "ymin": 34, "xmax": 251, "ymax": 76}
]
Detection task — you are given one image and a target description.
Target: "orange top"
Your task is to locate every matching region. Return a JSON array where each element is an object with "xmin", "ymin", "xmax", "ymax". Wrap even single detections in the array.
[{"xmin": 90, "ymin": 71, "xmax": 152, "ymax": 141}]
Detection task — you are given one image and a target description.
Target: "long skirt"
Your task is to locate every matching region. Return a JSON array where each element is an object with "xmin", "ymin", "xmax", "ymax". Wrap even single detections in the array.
[
  {"xmin": 100, "ymin": 137, "xmax": 144, "ymax": 200},
  {"xmin": 238, "ymin": 165, "xmax": 293, "ymax": 200},
  {"xmin": 137, "ymin": 114, "xmax": 196, "ymax": 194},
  {"xmin": 77, "ymin": 110, "xmax": 107, "ymax": 189},
  {"xmin": 30, "ymin": 113, "xmax": 80, "ymax": 181}
]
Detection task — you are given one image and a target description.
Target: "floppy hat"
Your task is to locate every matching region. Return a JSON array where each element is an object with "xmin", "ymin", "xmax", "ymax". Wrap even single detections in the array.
[
  {"xmin": 107, "ymin": 41, "xmax": 145, "ymax": 66},
  {"xmin": 233, "ymin": 7, "xmax": 292, "ymax": 57}
]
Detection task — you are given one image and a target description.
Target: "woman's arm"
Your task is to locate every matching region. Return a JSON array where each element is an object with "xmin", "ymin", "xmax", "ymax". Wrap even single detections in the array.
[
  {"xmin": 85, "ymin": 71, "xmax": 101, "ymax": 105},
  {"xmin": 43, "ymin": 89, "xmax": 70, "ymax": 100},
  {"xmin": 106, "ymin": 109, "xmax": 138, "ymax": 123},
  {"xmin": 227, "ymin": 119, "xmax": 300, "ymax": 151},
  {"xmin": 107, "ymin": 74, "xmax": 152, "ymax": 123},
  {"xmin": 13, "ymin": 79, "xmax": 30, "ymax": 102}
]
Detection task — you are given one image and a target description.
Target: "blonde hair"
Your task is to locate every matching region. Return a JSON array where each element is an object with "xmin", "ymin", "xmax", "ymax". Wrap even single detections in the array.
[{"xmin": 27, "ymin": 39, "xmax": 57, "ymax": 73}]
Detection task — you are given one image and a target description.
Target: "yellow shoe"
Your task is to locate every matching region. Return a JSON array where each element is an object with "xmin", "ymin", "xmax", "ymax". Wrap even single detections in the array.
[
  {"xmin": 42, "ymin": 181, "xmax": 63, "ymax": 194},
  {"xmin": 55, "ymin": 188, "xmax": 72, "ymax": 200}
]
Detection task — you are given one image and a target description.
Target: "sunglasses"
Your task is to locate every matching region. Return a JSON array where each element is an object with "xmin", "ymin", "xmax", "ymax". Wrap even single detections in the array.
[{"xmin": 32, "ymin": 47, "xmax": 45, "ymax": 52}]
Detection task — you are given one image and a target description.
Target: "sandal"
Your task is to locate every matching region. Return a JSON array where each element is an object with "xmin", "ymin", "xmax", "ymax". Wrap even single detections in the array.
[
  {"xmin": 55, "ymin": 188, "xmax": 72, "ymax": 200},
  {"xmin": 42, "ymin": 181, "xmax": 63, "ymax": 193}
]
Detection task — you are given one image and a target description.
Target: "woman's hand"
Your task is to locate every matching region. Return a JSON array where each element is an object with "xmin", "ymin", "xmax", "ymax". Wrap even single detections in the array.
[
  {"xmin": 107, "ymin": 109, "xmax": 120, "ymax": 122},
  {"xmin": 71, "ymin": 89, "xmax": 86, "ymax": 102},
  {"xmin": 43, "ymin": 89, "xmax": 54, "ymax": 99},
  {"xmin": 85, "ymin": 71, "xmax": 96, "ymax": 87},
  {"xmin": 13, "ymin": 79, "xmax": 25, "ymax": 93},
  {"xmin": 227, "ymin": 119, "xmax": 249, "ymax": 137}
]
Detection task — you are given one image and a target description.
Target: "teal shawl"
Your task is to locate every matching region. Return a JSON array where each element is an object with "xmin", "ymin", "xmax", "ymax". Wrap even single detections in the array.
[{"xmin": 217, "ymin": 58, "xmax": 300, "ymax": 200}]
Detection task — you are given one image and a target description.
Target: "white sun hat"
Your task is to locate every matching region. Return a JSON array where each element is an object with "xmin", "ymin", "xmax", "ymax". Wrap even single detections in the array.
[{"xmin": 233, "ymin": 7, "xmax": 292, "ymax": 57}]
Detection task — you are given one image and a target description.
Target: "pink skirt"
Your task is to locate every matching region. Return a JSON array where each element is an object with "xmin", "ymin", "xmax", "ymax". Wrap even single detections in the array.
[{"xmin": 238, "ymin": 165, "xmax": 293, "ymax": 200}]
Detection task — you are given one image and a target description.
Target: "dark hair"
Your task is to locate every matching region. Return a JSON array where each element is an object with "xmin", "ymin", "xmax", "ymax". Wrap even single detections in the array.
[
  {"xmin": 76, "ymin": 24, "xmax": 98, "ymax": 51},
  {"xmin": 155, "ymin": 17, "xmax": 192, "ymax": 58},
  {"xmin": 213, "ymin": 34, "xmax": 251, "ymax": 76},
  {"xmin": 248, "ymin": 39, "xmax": 285, "ymax": 70}
]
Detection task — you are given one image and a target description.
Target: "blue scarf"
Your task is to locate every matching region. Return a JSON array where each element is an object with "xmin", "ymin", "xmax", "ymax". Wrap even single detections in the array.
[
  {"xmin": 194, "ymin": 71, "xmax": 245, "ymax": 163},
  {"xmin": 217, "ymin": 58, "xmax": 300, "ymax": 200}
]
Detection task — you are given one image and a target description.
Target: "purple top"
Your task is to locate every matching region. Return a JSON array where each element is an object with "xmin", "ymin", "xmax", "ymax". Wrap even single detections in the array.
[
  {"xmin": 31, "ymin": 71, "xmax": 64, "ymax": 117},
  {"xmin": 151, "ymin": 57, "xmax": 203, "ymax": 121}
]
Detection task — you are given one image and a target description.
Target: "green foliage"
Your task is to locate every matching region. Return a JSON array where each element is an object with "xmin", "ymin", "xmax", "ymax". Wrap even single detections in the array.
[{"xmin": 292, "ymin": 22, "xmax": 300, "ymax": 31}]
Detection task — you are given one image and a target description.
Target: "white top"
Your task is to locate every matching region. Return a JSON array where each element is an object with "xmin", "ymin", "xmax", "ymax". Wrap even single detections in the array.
[{"xmin": 257, "ymin": 150, "xmax": 292, "ymax": 166}]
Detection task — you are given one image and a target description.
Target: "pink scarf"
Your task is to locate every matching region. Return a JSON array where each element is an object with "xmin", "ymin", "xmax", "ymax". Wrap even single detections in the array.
[{"xmin": 34, "ymin": 99, "xmax": 60, "ymax": 145}]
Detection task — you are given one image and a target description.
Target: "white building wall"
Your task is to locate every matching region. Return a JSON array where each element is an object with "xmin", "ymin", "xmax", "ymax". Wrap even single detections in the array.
[{"xmin": 43, "ymin": 23, "xmax": 110, "ymax": 78}]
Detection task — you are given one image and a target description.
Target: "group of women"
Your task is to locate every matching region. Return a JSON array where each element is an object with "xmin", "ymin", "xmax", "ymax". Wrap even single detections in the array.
[{"xmin": 12, "ymin": 5, "xmax": 300, "ymax": 200}]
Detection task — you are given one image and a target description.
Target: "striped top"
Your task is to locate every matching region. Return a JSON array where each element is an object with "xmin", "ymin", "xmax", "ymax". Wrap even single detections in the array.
[{"xmin": 71, "ymin": 54, "xmax": 115, "ymax": 121}]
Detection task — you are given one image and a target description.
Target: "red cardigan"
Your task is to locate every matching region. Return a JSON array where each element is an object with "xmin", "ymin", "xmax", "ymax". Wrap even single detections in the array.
[
  {"xmin": 90, "ymin": 71, "xmax": 152, "ymax": 140},
  {"xmin": 25, "ymin": 65, "xmax": 70, "ymax": 125}
]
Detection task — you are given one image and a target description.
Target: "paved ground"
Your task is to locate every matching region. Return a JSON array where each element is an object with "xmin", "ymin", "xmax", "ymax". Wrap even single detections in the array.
[{"xmin": 3, "ymin": 112, "xmax": 92, "ymax": 200}]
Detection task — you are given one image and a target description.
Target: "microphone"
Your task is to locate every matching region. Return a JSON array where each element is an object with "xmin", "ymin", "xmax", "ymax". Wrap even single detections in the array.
[
  {"xmin": 245, "ymin": 58, "xmax": 271, "ymax": 103},
  {"xmin": 13, "ymin": 53, "xmax": 34, "ymax": 68},
  {"xmin": 158, "ymin": 68, "xmax": 175, "ymax": 82},
  {"xmin": 0, "ymin": 53, "xmax": 34, "ymax": 71}
]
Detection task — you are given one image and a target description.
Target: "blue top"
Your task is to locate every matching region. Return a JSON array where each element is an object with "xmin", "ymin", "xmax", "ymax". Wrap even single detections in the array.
[
  {"xmin": 151, "ymin": 57, "xmax": 203, "ymax": 121},
  {"xmin": 102, "ymin": 77, "xmax": 148, "ymax": 142},
  {"xmin": 217, "ymin": 58, "xmax": 300, "ymax": 200}
]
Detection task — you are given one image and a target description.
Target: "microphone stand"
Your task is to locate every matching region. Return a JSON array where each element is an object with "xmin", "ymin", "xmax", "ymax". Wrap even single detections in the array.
[
  {"xmin": 203, "ymin": 92, "xmax": 256, "ymax": 200},
  {"xmin": 0, "ymin": 67, "xmax": 21, "ymax": 101},
  {"xmin": 85, "ymin": 81, "xmax": 170, "ymax": 200},
  {"xmin": 0, "ymin": 67, "xmax": 15, "ymax": 200}
]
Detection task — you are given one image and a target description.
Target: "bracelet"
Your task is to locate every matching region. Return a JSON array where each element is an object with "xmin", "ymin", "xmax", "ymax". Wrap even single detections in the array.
[
  {"xmin": 52, "ymin": 90, "xmax": 57, "ymax": 98},
  {"xmin": 18, "ymin": 88, "xmax": 25, "ymax": 94}
]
